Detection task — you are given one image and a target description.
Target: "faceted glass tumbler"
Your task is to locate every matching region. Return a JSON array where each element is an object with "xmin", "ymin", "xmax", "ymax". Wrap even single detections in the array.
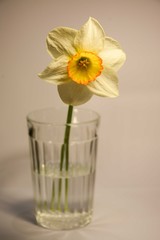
[{"xmin": 27, "ymin": 107, "xmax": 100, "ymax": 230}]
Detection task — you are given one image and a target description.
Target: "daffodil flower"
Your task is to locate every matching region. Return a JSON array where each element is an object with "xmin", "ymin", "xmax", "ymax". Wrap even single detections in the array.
[{"xmin": 39, "ymin": 17, "xmax": 126, "ymax": 106}]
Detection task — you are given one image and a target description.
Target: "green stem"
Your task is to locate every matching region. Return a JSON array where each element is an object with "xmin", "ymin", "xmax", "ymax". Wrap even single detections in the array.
[
  {"xmin": 60, "ymin": 105, "xmax": 73, "ymax": 171},
  {"xmin": 57, "ymin": 105, "xmax": 73, "ymax": 211}
]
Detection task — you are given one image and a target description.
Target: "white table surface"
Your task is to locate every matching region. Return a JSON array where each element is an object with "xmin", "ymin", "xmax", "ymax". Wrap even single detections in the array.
[{"xmin": 0, "ymin": 154, "xmax": 160, "ymax": 240}]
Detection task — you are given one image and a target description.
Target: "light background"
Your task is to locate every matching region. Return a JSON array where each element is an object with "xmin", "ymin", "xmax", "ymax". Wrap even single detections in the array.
[{"xmin": 0, "ymin": 0, "xmax": 160, "ymax": 239}]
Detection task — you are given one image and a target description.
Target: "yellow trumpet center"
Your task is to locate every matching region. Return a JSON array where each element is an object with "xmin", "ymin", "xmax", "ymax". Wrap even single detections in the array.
[{"xmin": 67, "ymin": 51, "xmax": 103, "ymax": 85}]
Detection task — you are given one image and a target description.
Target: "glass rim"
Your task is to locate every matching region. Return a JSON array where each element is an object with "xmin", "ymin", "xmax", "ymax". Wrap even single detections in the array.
[{"xmin": 27, "ymin": 107, "xmax": 100, "ymax": 126}]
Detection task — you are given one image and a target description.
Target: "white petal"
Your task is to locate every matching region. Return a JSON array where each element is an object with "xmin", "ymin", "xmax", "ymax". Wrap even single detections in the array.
[
  {"xmin": 87, "ymin": 67, "xmax": 119, "ymax": 97},
  {"xmin": 58, "ymin": 81, "xmax": 93, "ymax": 106},
  {"xmin": 47, "ymin": 27, "xmax": 77, "ymax": 58},
  {"xmin": 74, "ymin": 17, "xmax": 105, "ymax": 53},
  {"xmin": 104, "ymin": 37, "xmax": 122, "ymax": 49},
  {"xmin": 99, "ymin": 37, "xmax": 126, "ymax": 71},
  {"xmin": 38, "ymin": 56, "xmax": 69, "ymax": 85}
]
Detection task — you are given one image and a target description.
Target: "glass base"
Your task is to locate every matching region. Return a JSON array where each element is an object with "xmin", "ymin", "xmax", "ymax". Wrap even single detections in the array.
[{"xmin": 36, "ymin": 210, "xmax": 92, "ymax": 230}]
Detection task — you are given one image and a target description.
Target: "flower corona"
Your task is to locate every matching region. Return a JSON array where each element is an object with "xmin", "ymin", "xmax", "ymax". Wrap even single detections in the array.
[{"xmin": 67, "ymin": 51, "xmax": 103, "ymax": 85}]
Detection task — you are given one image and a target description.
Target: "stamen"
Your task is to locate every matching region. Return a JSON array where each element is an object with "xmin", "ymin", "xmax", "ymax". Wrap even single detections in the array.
[{"xmin": 78, "ymin": 57, "xmax": 90, "ymax": 69}]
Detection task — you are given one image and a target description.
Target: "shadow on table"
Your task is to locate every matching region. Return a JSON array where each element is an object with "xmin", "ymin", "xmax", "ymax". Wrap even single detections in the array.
[
  {"xmin": 0, "ymin": 196, "xmax": 36, "ymax": 225},
  {"xmin": 0, "ymin": 151, "xmax": 36, "ymax": 225}
]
